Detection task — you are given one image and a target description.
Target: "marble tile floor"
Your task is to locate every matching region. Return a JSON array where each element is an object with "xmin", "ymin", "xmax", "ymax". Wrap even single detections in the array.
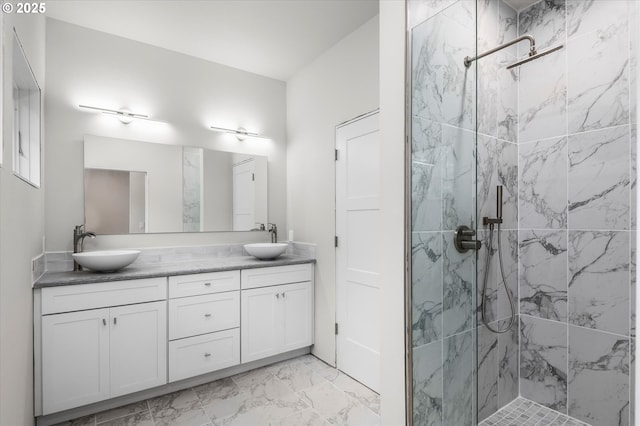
[
  {"xmin": 479, "ymin": 397, "xmax": 590, "ymax": 426},
  {"xmin": 53, "ymin": 355, "xmax": 380, "ymax": 426}
]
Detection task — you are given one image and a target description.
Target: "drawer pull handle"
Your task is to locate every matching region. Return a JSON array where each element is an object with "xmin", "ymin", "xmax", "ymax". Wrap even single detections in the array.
[
  {"xmin": 113, "ymin": 317, "xmax": 117, "ymax": 325},
  {"xmin": 276, "ymin": 293, "xmax": 280, "ymax": 299},
  {"xmin": 204, "ymin": 282, "xmax": 212, "ymax": 286},
  {"xmin": 282, "ymin": 292, "xmax": 286, "ymax": 298},
  {"xmin": 102, "ymin": 318, "xmax": 106, "ymax": 326},
  {"xmin": 204, "ymin": 313, "xmax": 212, "ymax": 318},
  {"xmin": 204, "ymin": 352, "xmax": 212, "ymax": 357}
]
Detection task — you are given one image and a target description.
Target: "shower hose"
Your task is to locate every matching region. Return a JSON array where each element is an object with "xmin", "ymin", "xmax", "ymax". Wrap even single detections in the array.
[{"xmin": 481, "ymin": 222, "xmax": 516, "ymax": 334}]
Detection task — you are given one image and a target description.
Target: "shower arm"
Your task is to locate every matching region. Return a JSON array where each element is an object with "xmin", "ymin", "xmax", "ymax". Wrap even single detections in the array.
[{"xmin": 464, "ymin": 34, "xmax": 537, "ymax": 68}]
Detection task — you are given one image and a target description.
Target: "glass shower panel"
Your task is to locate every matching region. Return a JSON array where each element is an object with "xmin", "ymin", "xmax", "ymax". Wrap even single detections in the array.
[
  {"xmin": 474, "ymin": 0, "xmax": 520, "ymax": 423},
  {"xmin": 409, "ymin": 1, "xmax": 478, "ymax": 425}
]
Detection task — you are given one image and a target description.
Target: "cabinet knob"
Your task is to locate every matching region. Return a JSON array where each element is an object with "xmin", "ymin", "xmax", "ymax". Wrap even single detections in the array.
[
  {"xmin": 113, "ymin": 317, "xmax": 117, "ymax": 325},
  {"xmin": 102, "ymin": 318, "xmax": 106, "ymax": 326},
  {"xmin": 276, "ymin": 293, "xmax": 280, "ymax": 299},
  {"xmin": 204, "ymin": 352, "xmax": 212, "ymax": 357},
  {"xmin": 204, "ymin": 282, "xmax": 212, "ymax": 287},
  {"xmin": 204, "ymin": 313, "xmax": 212, "ymax": 318},
  {"xmin": 282, "ymin": 292, "xmax": 286, "ymax": 298}
]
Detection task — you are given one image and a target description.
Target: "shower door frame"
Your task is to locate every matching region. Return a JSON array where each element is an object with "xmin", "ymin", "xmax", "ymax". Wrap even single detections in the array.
[{"xmin": 404, "ymin": 1, "xmax": 479, "ymax": 425}]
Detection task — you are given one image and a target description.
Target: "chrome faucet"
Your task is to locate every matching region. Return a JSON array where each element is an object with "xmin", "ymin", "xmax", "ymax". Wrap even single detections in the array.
[
  {"xmin": 267, "ymin": 223, "xmax": 277, "ymax": 243},
  {"xmin": 73, "ymin": 224, "xmax": 96, "ymax": 271},
  {"xmin": 251, "ymin": 223, "xmax": 266, "ymax": 231}
]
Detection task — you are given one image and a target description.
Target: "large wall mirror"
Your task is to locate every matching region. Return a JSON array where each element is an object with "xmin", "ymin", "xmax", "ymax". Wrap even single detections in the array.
[
  {"xmin": 12, "ymin": 30, "xmax": 41, "ymax": 187},
  {"xmin": 84, "ymin": 135, "xmax": 268, "ymax": 234}
]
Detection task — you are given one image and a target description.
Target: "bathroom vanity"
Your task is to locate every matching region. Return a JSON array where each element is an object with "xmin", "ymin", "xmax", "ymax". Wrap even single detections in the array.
[{"xmin": 33, "ymin": 257, "xmax": 314, "ymax": 424}]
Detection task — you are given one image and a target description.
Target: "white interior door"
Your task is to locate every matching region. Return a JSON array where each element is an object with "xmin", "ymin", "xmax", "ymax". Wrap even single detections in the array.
[
  {"xmin": 232, "ymin": 159, "xmax": 255, "ymax": 230},
  {"xmin": 335, "ymin": 110, "xmax": 380, "ymax": 392}
]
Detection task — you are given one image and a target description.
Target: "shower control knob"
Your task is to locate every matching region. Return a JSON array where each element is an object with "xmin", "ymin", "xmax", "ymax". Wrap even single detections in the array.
[{"xmin": 454, "ymin": 225, "xmax": 482, "ymax": 253}]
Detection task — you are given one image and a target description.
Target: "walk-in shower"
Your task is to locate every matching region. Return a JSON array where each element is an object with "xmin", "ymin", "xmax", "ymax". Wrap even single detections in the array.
[{"xmin": 407, "ymin": 0, "xmax": 638, "ymax": 425}]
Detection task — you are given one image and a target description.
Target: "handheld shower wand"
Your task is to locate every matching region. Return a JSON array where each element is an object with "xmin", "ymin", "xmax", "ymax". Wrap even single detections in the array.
[
  {"xmin": 496, "ymin": 185, "xmax": 502, "ymax": 222},
  {"xmin": 483, "ymin": 185, "xmax": 503, "ymax": 226},
  {"xmin": 481, "ymin": 185, "xmax": 515, "ymax": 334}
]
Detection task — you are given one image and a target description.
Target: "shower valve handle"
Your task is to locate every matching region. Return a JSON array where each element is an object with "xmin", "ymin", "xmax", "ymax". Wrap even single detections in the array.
[{"xmin": 454, "ymin": 225, "xmax": 482, "ymax": 253}]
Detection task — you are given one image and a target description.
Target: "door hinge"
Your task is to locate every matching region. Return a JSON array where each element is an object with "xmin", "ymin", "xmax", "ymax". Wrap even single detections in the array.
[
  {"xmin": 335, "ymin": 323, "xmax": 339, "ymax": 335},
  {"xmin": 334, "ymin": 236, "xmax": 338, "ymax": 247},
  {"xmin": 252, "ymin": 173, "xmax": 255, "ymax": 181},
  {"xmin": 335, "ymin": 149, "xmax": 338, "ymax": 161}
]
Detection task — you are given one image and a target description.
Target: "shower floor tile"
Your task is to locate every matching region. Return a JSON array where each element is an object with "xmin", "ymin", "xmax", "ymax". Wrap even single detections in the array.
[{"xmin": 479, "ymin": 397, "xmax": 590, "ymax": 426}]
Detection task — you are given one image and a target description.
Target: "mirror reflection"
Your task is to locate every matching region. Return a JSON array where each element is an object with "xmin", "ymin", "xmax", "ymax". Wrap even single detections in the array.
[{"xmin": 83, "ymin": 135, "xmax": 268, "ymax": 234}]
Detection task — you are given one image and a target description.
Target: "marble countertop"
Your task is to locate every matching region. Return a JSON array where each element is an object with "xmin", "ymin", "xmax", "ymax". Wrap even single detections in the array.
[{"xmin": 34, "ymin": 255, "xmax": 315, "ymax": 288}]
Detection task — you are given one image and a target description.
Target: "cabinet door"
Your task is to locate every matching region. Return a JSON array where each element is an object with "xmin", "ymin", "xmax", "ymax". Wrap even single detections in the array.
[
  {"xmin": 280, "ymin": 282, "xmax": 313, "ymax": 352},
  {"xmin": 42, "ymin": 308, "xmax": 110, "ymax": 415},
  {"xmin": 109, "ymin": 301, "xmax": 167, "ymax": 397},
  {"xmin": 241, "ymin": 286, "xmax": 279, "ymax": 363}
]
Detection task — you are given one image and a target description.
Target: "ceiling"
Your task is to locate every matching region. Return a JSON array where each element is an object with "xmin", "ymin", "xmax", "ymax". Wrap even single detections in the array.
[{"xmin": 45, "ymin": 0, "xmax": 380, "ymax": 82}]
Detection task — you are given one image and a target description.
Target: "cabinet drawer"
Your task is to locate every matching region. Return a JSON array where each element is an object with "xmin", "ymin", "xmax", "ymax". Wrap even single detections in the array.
[
  {"xmin": 42, "ymin": 278, "xmax": 167, "ymax": 315},
  {"xmin": 168, "ymin": 328, "xmax": 240, "ymax": 382},
  {"xmin": 169, "ymin": 270, "xmax": 240, "ymax": 298},
  {"xmin": 241, "ymin": 264, "xmax": 312, "ymax": 289},
  {"xmin": 169, "ymin": 292, "xmax": 239, "ymax": 340}
]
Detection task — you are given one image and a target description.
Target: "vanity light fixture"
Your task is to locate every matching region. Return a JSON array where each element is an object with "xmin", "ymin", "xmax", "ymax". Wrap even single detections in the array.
[
  {"xmin": 209, "ymin": 125, "xmax": 268, "ymax": 141},
  {"xmin": 78, "ymin": 104, "xmax": 163, "ymax": 124}
]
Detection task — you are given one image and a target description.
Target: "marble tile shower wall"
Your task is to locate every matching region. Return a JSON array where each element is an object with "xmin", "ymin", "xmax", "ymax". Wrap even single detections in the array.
[
  {"xmin": 410, "ymin": 1, "xmax": 477, "ymax": 425},
  {"xmin": 475, "ymin": 0, "xmax": 520, "ymax": 422},
  {"xmin": 410, "ymin": 1, "xmax": 520, "ymax": 424},
  {"xmin": 183, "ymin": 147, "xmax": 202, "ymax": 232},
  {"xmin": 516, "ymin": 1, "xmax": 636, "ymax": 426},
  {"xmin": 411, "ymin": 0, "xmax": 637, "ymax": 425}
]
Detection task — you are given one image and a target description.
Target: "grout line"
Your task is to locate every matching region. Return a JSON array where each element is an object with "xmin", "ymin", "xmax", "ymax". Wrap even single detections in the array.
[
  {"xmin": 565, "ymin": 0, "xmax": 570, "ymax": 413},
  {"xmin": 628, "ymin": 2, "xmax": 634, "ymax": 425},
  {"xmin": 516, "ymin": 0, "xmax": 522, "ymax": 405},
  {"xmin": 146, "ymin": 399, "xmax": 156, "ymax": 426},
  {"xmin": 519, "ymin": 313, "xmax": 633, "ymax": 340},
  {"xmin": 191, "ymin": 386, "xmax": 211, "ymax": 424}
]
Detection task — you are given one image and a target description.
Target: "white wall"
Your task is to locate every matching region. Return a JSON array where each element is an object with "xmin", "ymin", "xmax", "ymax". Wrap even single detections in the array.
[
  {"xmin": 0, "ymin": 13, "xmax": 46, "ymax": 426},
  {"xmin": 84, "ymin": 135, "xmax": 183, "ymax": 232},
  {"xmin": 84, "ymin": 168, "xmax": 131, "ymax": 233},
  {"xmin": 379, "ymin": 1, "xmax": 407, "ymax": 424},
  {"xmin": 45, "ymin": 18, "xmax": 286, "ymax": 251},
  {"xmin": 203, "ymin": 149, "xmax": 233, "ymax": 231},
  {"xmin": 286, "ymin": 17, "xmax": 379, "ymax": 365}
]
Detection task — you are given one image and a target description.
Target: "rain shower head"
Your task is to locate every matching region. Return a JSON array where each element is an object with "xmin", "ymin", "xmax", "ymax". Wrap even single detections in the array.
[
  {"xmin": 463, "ymin": 35, "xmax": 563, "ymax": 71},
  {"xmin": 506, "ymin": 44, "xmax": 564, "ymax": 69}
]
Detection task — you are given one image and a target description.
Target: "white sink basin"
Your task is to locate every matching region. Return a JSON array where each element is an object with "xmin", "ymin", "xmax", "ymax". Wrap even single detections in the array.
[
  {"xmin": 73, "ymin": 250, "xmax": 141, "ymax": 272},
  {"xmin": 244, "ymin": 243, "xmax": 288, "ymax": 260}
]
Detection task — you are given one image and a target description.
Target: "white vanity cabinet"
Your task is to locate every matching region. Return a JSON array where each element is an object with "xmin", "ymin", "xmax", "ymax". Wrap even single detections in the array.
[
  {"xmin": 167, "ymin": 271, "xmax": 241, "ymax": 382},
  {"xmin": 241, "ymin": 265, "xmax": 313, "ymax": 363},
  {"xmin": 35, "ymin": 261, "xmax": 314, "ymax": 420},
  {"xmin": 40, "ymin": 278, "xmax": 167, "ymax": 415}
]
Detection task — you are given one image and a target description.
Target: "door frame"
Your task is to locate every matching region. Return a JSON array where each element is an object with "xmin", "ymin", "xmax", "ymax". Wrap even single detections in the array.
[{"xmin": 334, "ymin": 108, "xmax": 380, "ymax": 383}]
